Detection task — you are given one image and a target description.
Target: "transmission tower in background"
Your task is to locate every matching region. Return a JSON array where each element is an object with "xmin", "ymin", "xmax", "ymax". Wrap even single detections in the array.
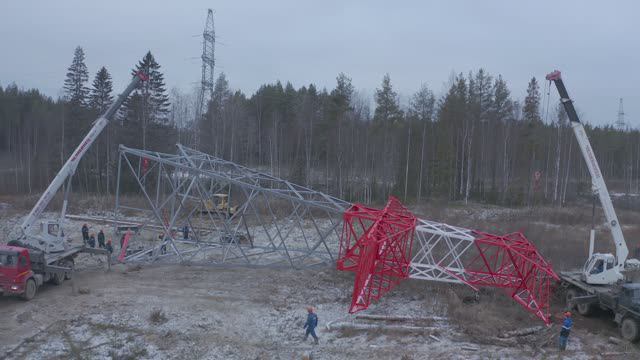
[
  {"xmin": 195, "ymin": 9, "xmax": 215, "ymax": 148},
  {"xmin": 616, "ymin": 98, "xmax": 626, "ymax": 130}
]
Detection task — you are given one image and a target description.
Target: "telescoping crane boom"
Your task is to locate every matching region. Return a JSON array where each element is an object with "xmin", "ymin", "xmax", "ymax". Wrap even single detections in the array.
[
  {"xmin": 546, "ymin": 70, "xmax": 635, "ymax": 285},
  {"xmin": 16, "ymin": 71, "xmax": 148, "ymax": 253}
]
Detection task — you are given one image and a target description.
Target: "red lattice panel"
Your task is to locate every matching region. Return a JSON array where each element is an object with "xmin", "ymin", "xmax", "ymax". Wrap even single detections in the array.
[
  {"xmin": 461, "ymin": 232, "xmax": 559, "ymax": 325},
  {"xmin": 337, "ymin": 197, "xmax": 417, "ymax": 313}
]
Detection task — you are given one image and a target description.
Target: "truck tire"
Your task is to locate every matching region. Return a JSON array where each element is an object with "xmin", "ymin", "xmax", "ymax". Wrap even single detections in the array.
[
  {"xmin": 51, "ymin": 271, "xmax": 64, "ymax": 285},
  {"xmin": 63, "ymin": 259, "xmax": 74, "ymax": 280},
  {"xmin": 621, "ymin": 317, "xmax": 640, "ymax": 342},
  {"xmin": 566, "ymin": 288, "xmax": 594, "ymax": 316},
  {"xmin": 22, "ymin": 279, "xmax": 36, "ymax": 300}
]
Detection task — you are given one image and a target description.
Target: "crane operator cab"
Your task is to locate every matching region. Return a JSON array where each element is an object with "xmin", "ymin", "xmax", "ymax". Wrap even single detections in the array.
[
  {"xmin": 25, "ymin": 220, "xmax": 68, "ymax": 253},
  {"xmin": 582, "ymin": 253, "xmax": 622, "ymax": 284}
]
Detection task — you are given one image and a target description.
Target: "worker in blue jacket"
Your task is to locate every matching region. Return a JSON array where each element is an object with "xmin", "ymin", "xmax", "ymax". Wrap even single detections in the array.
[
  {"xmin": 559, "ymin": 311, "xmax": 573, "ymax": 351},
  {"xmin": 303, "ymin": 306, "xmax": 319, "ymax": 344}
]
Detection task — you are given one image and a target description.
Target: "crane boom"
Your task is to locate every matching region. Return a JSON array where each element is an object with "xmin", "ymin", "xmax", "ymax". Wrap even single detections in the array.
[
  {"xmin": 546, "ymin": 70, "xmax": 629, "ymax": 270},
  {"xmin": 18, "ymin": 71, "xmax": 148, "ymax": 251}
]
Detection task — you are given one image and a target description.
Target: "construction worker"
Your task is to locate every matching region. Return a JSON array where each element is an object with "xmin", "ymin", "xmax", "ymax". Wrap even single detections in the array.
[
  {"xmin": 97, "ymin": 229, "xmax": 106, "ymax": 249},
  {"xmin": 303, "ymin": 306, "xmax": 319, "ymax": 345},
  {"xmin": 559, "ymin": 311, "xmax": 573, "ymax": 351},
  {"xmin": 88, "ymin": 233, "xmax": 96, "ymax": 248},
  {"xmin": 81, "ymin": 224, "xmax": 89, "ymax": 245},
  {"xmin": 106, "ymin": 239, "xmax": 114, "ymax": 255}
]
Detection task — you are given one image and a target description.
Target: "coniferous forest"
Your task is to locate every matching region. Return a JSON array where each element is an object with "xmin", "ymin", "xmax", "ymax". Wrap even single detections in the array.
[{"xmin": 1, "ymin": 46, "xmax": 639, "ymax": 207}]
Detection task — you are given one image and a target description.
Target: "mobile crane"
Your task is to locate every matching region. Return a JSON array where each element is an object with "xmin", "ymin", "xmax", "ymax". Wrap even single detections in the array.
[
  {"xmin": 547, "ymin": 70, "xmax": 640, "ymax": 341},
  {"xmin": 0, "ymin": 70, "xmax": 148, "ymax": 300}
]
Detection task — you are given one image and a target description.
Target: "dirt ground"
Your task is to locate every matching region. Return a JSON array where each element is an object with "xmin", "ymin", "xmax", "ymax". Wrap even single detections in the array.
[
  {"xmin": 0, "ymin": 261, "xmax": 636, "ymax": 359},
  {"xmin": 1, "ymin": 197, "xmax": 640, "ymax": 359}
]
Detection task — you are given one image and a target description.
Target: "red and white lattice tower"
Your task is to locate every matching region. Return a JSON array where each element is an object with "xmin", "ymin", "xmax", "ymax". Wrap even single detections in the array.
[
  {"xmin": 410, "ymin": 220, "xmax": 559, "ymax": 324},
  {"xmin": 338, "ymin": 198, "xmax": 559, "ymax": 325}
]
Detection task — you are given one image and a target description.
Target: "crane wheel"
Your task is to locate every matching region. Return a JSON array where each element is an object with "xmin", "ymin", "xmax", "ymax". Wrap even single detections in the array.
[
  {"xmin": 566, "ymin": 288, "xmax": 594, "ymax": 316},
  {"xmin": 64, "ymin": 259, "xmax": 74, "ymax": 280},
  {"xmin": 621, "ymin": 317, "xmax": 640, "ymax": 342},
  {"xmin": 22, "ymin": 279, "xmax": 36, "ymax": 301},
  {"xmin": 51, "ymin": 271, "xmax": 64, "ymax": 285}
]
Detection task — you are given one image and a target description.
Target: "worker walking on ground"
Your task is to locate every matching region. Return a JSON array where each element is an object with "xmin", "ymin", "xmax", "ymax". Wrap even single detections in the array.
[
  {"xmin": 81, "ymin": 224, "xmax": 89, "ymax": 246},
  {"xmin": 303, "ymin": 306, "xmax": 319, "ymax": 345},
  {"xmin": 97, "ymin": 229, "xmax": 106, "ymax": 249},
  {"xmin": 88, "ymin": 233, "xmax": 96, "ymax": 248},
  {"xmin": 106, "ymin": 239, "xmax": 113, "ymax": 255},
  {"xmin": 559, "ymin": 311, "xmax": 573, "ymax": 351}
]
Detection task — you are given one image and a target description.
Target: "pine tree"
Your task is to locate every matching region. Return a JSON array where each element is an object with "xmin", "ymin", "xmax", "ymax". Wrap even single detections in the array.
[
  {"xmin": 122, "ymin": 51, "xmax": 171, "ymax": 150},
  {"xmin": 373, "ymin": 74, "xmax": 403, "ymax": 125},
  {"xmin": 331, "ymin": 73, "xmax": 354, "ymax": 116},
  {"xmin": 89, "ymin": 66, "xmax": 113, "ymax": 113},
  {"xmin": 63, "ymin": 46, "xmax": 90, "ymax": 107},
  {"xmin": 409, "ymin": 84, "xmax": 435, "ymax": 201},
  {"xmin": 130, "ymin": 51, "xmax": 170, "ymax": 124},
  {"xmin": 522, "ymin": 77, "xmax": 542, "ymax": 206},
  {"xmin": 329, "ymin": 73, "xmax": 354, "ymax": 198},
  {"xmin": 491, "ymin": 75, "xmax": 514, "ymax": 201},
  {"xmin": 491, "ymin": 75, "xmax": 513, "ymax": 123},
  {"xmin": 523, "ymin": 77, "xmax": 541, "ymax": 123},
  {"xmin": 409, "ymin": 84, "xmax": 435, "ymax": 122},
  {"xmin": 200, "ymin": 73, "xmax": 231, "ymax": 155}
]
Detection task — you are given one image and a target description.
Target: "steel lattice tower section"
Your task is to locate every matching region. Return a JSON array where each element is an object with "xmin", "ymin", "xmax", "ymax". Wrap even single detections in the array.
[
  {"xmin": 113, "ymin": 144, "xmax": 349, "ymax": 268},
  {"xmin": 616, "ymin": 98, "xmax": 626, "ymax": 130},
  {"xmin": 113, "ymin": 143, "xmax": 559, "ymax": 324},
  {"xmin": 195, "ymin": 9, "xmax": 216, "ymax": 149}
]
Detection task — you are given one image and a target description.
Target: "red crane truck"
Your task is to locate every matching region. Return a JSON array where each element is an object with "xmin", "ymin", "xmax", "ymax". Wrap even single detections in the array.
[{"xmin": 0, "ymin": 71, "xmax": 147, "ymax": 300}]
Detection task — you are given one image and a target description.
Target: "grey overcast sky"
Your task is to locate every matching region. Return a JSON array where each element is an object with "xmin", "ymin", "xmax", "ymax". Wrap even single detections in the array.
[{"xmin": 0, "ymin": 1, "xmax": 638, "ymax": 126}]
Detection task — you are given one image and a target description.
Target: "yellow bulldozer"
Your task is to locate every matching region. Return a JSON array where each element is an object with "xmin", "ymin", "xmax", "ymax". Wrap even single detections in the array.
[{"xmin": 201, "ymin": 194, "xmax": 237, "ymax": 217}]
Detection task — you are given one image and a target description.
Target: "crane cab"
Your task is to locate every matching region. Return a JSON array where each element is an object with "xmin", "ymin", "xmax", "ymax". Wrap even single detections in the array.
[
  {"xmin": 583, "ymin": 253, "xmax": 623, "ymax": 284},
  {"xmin": 26, "ymin": 220, "xmax": 67, "ymax": 253}
]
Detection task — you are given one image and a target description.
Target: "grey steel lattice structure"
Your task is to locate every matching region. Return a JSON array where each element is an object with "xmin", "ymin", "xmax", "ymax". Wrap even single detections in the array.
[
  {"xmin": 114, "ymin": 144, "xmax": 350, "ymax": 268},
  {"xmin": 194, "ymin": 9, "xmax": 216, "ymax": 148},
  {"xmin": 616, "ymin": 98, "xmax": 626, "ymax": 130}
]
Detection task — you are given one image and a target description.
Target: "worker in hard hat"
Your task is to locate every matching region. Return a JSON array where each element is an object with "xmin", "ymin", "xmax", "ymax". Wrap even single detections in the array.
[
  {"xmin": 183, "ymin": 224, "xmax": 189, "ymax": 240},
  {"xmin": 303, "ymin": 306, "xmax": 319, "ymax": 345},
  {"xmin": 88, "ymin": 233, "xmax": 96, "ymax": 248},
  {"xmin": 106, "ymin": 239, "xmax": 113, "ymax": 255},
  {"xmin": 81, "ymin": 224, "xmax": 89, "ymax": 246},
  {"xmin": 97, "ymin": 229, "xmax": 106, "ymax": 249},
  {"xmin": 559, "ymin": 311, "xmax": 573, "ymax": 351}
]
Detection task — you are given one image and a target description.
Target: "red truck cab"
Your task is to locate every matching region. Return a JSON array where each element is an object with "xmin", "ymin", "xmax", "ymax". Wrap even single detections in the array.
[{"xmin": 0, "ymin": 245, "xmax": 38, "ymax": 300}]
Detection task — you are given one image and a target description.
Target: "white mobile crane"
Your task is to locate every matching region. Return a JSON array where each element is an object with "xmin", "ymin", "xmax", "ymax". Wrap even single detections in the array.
[
  {"xmin": 547, "ymin": 70, "xmax": 640, "ymax": 341},
  {"xmin": 0, "ymin": 71, "xmax": 147, "ymax": 300}
]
